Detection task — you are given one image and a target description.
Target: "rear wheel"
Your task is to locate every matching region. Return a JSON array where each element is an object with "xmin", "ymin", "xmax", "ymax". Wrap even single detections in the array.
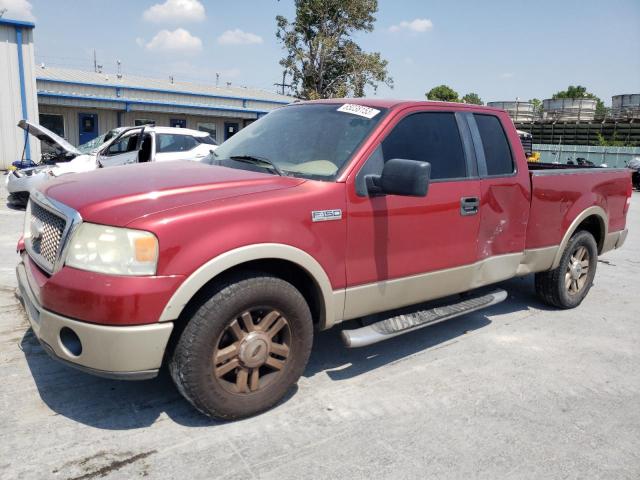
[
  {"xmin": 535, "ymin": 230, "xmax": 598, "ymax": 309},
  {"xmin": 169, "ymin": 273, "xmax": 313, "ymax": 419}
]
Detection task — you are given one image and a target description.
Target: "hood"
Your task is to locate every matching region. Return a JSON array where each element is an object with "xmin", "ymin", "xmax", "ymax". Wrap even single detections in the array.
[
  {"xmin": 41, "ymin": 161, "xmax": 305, "ymax": 226},
  {"xmin": 18, "ymin": 119, "xmax": 81, "ymax": 156}
]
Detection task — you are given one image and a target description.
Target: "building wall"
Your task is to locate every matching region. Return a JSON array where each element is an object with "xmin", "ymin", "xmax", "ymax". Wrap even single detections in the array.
[
  {"xmin": 37, "ymin": 104, "xmax": 249, "ymax": 145},
  {"xmin": 0, "ymin": 21, "xmax": 40, "ymax": 169},
  {"xmin": 38, "ymin": 105, "xmax": 119, "ymax": 145}
]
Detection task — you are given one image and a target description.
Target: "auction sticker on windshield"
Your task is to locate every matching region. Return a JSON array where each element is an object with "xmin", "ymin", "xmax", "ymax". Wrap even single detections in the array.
[{"xmin": 337, "ymin": 104, "xmax": 381, "ymax": 119}]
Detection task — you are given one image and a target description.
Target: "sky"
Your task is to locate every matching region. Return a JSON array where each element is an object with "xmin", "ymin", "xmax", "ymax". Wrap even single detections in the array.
[{"xmin": 1, "ymin": 0, "xmax": 639, "ymax": 105}]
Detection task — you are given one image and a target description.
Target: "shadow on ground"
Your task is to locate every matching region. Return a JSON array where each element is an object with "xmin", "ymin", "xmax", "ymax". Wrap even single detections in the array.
[{"xmin": 21, "ymin": 274, "xmax": 549, "ymax": 430}]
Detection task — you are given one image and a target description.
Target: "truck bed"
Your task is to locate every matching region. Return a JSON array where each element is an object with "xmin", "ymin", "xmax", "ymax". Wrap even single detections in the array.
[{"xmin": 525, "ymin": 164, "xmax": 631, "ymax": 250}]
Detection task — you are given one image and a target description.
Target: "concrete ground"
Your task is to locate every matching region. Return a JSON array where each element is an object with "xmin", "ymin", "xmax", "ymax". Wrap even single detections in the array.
[{"xmin": 0, "ymin": 177, "xmax": 638, "ymax": 480}]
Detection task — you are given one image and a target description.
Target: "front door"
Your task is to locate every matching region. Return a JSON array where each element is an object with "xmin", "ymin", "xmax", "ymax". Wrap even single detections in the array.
[
  {"xmin": 344, "ymin": 110, "xmax": 482, "ymax": 319},
  {"xmin": 224, "ymin": 122, "xmax": 239, "ymax": 141},
  {"xmin": 78, "ymin": 113, "xmax": 98, "ymax": 144},
  {"xmin": 170, "ymin": 119, "xmax": 187, "ymax": 128},
  {"xmin": 96, "ymin": 127, "xmax": 144, "ymax": 167}
]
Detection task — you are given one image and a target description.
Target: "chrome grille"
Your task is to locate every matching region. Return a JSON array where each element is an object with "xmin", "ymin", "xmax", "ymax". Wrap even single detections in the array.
[
  {"xmin": 30, "ymin": 201, "xmax": 66, "ymax": 267},
  {"xmin": 24, "ymin": 191, "xmax": 79, "ymax": 275}
]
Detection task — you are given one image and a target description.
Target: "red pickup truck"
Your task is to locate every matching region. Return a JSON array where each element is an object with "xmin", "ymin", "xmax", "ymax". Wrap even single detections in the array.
[{"xmin": 16, "ymin": 100, "xmax": 631, "ymax": 419}]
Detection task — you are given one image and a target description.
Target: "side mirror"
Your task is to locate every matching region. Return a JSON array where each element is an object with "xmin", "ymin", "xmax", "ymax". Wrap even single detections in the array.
[{"xmin": 365, "ymin": 158, "xmax": 431, "ymax": 197}]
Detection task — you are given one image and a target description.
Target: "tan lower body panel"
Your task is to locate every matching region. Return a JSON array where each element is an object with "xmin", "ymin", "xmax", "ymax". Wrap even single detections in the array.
[
  {"xmin": 602, "ymin": 228, "xmax": 628, "ymax": 254},
  {"xmin": 342, "ymin": 248, "xmax": 559, "ymax": 321},
  {"xmin": 17, "ymin": 262, "xmax": 173, "ymax": 376}
]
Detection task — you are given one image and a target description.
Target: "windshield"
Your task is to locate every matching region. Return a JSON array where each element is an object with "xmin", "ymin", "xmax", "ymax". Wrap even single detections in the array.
[
  {"xmin": 212, "ymin": 103, "xmax": 386, "ymax": 180},
  {"xmin": 76, "ymin": 129, "xmax": 123, "ymax": 154}
]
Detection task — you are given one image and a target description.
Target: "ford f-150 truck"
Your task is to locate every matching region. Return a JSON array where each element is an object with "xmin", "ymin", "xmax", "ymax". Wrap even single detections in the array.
[{"xmin": 16, "ymin": 100, "xmax": 632, "ymax": 419}]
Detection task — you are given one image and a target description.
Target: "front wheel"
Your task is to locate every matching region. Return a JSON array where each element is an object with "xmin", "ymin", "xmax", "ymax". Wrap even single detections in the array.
[
  {"xmin": 535, "ymin": 230, "xmax": 598, "ymax": 309},
  {"xmin": 169, "ymin": 273, "xmax": 313, "ymax": 420}
]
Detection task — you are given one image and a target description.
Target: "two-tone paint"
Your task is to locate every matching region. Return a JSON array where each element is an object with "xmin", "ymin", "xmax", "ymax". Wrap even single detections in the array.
[{"xmin": 17, "ymin": 99, "xmax": 632, "ymax": 378}]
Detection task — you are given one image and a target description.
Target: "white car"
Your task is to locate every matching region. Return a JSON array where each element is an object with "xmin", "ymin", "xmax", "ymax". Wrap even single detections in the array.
[{"xmin": 6, "ymin": 121, "xmax": 217, "ymax": 206}]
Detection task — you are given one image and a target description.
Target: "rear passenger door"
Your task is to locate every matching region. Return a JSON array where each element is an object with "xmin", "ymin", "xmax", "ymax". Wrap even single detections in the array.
[
  {"xmin": 344, "ymin": 110, "xmax": 482, "ymax": 318},
  {"xmin": 467, "ymin": 113, "xmax": 531, "ymax": 260}
]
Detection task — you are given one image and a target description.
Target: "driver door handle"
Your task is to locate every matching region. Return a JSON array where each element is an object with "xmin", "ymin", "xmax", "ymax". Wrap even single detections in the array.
[{"xmin": 460, "ymin": 196, "xmax": 480, "ymax": 216}]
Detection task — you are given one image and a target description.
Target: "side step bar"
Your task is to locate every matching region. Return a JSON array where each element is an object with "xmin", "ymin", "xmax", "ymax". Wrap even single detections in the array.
[{"xmin": 341, "ymin": 289, "xmax": 508, "ymax": 348}]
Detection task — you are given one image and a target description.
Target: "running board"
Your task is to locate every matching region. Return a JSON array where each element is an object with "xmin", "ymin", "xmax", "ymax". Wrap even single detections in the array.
[{"xmin": 341, "ymin": 289, "xmax": 508, "ymax": 348}]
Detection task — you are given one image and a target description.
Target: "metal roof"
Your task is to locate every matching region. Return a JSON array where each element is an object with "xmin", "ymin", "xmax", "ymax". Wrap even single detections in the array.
[{"xmin": 36, "ymin": 67, "xmax": 293, "ymax": 104}]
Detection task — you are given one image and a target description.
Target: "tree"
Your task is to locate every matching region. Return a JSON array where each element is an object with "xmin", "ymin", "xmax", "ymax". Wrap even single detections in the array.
[
  {"xmin": 426, "ymin": 85, "xmax": 459, "ymax": 102},
  {"xmin": 552, "ymin": 85, "xmax": 606, "ymax": 117},
  {"xmin": 276, "ymin": 0, "xmax": 392, "ymax": 99},
  {"xmin": 529, "ymin": 98, "xmax": 543, "ymax": 115},
  {"xmin": 461, "ymin": 92, "xmax": 483, "ymax": 105}
]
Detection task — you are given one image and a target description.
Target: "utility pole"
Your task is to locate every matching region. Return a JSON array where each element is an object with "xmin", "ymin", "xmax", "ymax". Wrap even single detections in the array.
[
  {"xmin": 93, "ymin": 49, "xmax": 97, "ymax": 72},
  {"xmin": 274, "ymin": 71, "xmax": 292, "ymax": 96}
]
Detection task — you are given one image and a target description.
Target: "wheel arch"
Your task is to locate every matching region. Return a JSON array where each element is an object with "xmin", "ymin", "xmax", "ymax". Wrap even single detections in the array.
[
  {"xmin": 159, "ymin": 244, "xmax": 343, "ymax": 330},
  {"xmin": 551, "ymin": 206, "xmax": 607, "ymax": 269}
]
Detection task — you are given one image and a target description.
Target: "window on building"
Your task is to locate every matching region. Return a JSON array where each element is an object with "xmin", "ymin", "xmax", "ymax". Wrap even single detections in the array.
[
  {"xmin": 381, "ymin": 112, "xmax": 467, "ymax": 180},
  {"xmin": 474, "ymin": 114, "xmax": 514, "ymax": 176},
  {"xmin": 135, "ymin": 119, "xmax": 156, "ymax": 126},
  {"xmin": 197, "ymin": 123, "xmax": 217, "ymax": 142},
  {"xmin": 196, "ymin": 135, "xmax": 218, "ymax": 146},
  {"xmin": 156, "ymin": 134, "xmax": 199, "ymax": 153},
  {"xmin": 39, "ymin": 113, "xmax": 65, "ymax": 138}
]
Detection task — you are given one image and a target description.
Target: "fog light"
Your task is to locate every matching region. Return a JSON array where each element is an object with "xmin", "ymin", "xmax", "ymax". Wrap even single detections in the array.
[{"xmin": 59, "ymin": 327, "xmax": 82, "ymax": 357}]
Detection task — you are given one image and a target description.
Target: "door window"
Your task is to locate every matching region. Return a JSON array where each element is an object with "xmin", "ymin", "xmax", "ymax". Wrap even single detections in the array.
[
  {"xmin": 105, "ymin": 133, "xmax": 139, "ymax": 155},
  {"xmin": 381, "ymin": 112, "xmax": 467, "ymax": 180},
  {"xmin": 473, "ymin": 114, "xmax": 515, "ymax": 176},
  {"xmin": 156, "ymin": 134, "xmax": 199, "ymax": 153}
]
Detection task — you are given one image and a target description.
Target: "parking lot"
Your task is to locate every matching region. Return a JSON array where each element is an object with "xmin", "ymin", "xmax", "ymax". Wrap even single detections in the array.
[{"xmin": 0, "ymin": 178, "xmax": 638, "ymax": 479}]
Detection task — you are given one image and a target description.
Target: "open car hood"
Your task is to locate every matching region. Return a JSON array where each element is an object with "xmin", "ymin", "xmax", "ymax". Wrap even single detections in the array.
[{"xmin": 18, "ymin": 119, "xmax": 81, "ymax": 156}]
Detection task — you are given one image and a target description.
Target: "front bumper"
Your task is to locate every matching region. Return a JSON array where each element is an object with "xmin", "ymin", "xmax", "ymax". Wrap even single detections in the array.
[
  {"xmin": 17, "ymin": 261, "xmax": 173, "ymax": 380},
  {"xmin": 6, "ymin": 168, "xmax": 48, "ymax": 194}
]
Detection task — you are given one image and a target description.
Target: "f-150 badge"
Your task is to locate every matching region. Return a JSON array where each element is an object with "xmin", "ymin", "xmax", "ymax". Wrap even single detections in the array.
[{"xmin": 312, "ymin": 209, "xmax": 343, "ymax": 222}]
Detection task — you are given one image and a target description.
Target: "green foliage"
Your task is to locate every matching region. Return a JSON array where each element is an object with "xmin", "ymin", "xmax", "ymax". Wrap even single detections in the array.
[
  {"xmin": 276, "ymin": 0, "xmax": 392, "ymax": 99},
  {"xmin": 462, "ymin": 92, "xmax": 483, "ymax": 105},
  {"xmin": 529, "ymin": 98, "xmax": 543, "ymax": 114},
  {"xmin": 552, "ymin": 85, "xmax": 606, "ymax": 117},
  {"xmin": 596, "ymin": 132, "xmax": 634, "ymax": 147},
  {"xmin": 426, "ymin": 85, "xmax": 459, "ymax": 102}
]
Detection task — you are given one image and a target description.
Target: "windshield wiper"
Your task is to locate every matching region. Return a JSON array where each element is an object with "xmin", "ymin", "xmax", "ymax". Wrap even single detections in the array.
[{"xmin": 230, "ymin": 154, "xmax": 284, "ymax": 176}]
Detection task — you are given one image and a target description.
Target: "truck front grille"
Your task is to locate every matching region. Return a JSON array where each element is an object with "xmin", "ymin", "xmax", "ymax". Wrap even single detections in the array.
[
  {"xmin": 30, "ymin": 201, "xmax": 67, "ymax": 268},
  {"xmin": 24, "ymin": 192, "xmax": 78, "ymax": 274}
]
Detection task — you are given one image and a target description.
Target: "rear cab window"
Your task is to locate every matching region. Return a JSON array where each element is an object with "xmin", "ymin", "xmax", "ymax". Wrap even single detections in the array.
[{"xmin": 473, "ymin": 114, "xmax": 515, "ymax": 176}]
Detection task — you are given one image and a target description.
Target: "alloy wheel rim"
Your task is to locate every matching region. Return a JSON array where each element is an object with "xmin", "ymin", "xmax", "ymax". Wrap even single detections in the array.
[
  {"xmin": 213, "ymin": 309, "xmax": 291, "ymax": 394},
  {"xmin": 565, "ymin": 245, "xmax": 590, "ymax": 295}
]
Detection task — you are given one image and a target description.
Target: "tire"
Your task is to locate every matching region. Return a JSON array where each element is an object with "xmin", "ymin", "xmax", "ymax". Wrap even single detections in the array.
[
  {"xmin": 169, "ymin": 273, "xmax": 313, "ymax": 420},
  {"xmin": 535, "ymin": 230, "xmax": 598, "ymax": 309}
]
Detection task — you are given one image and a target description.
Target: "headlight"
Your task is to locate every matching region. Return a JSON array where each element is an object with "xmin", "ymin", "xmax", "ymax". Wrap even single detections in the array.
[{"xmin": 65, "ymin": 223, "xmax": 159, "ymax": 276}]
